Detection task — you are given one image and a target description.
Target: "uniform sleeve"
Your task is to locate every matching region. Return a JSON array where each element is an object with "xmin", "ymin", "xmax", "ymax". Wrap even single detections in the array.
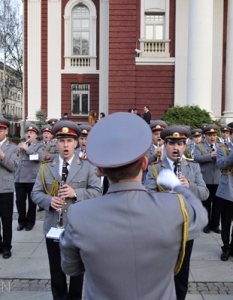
[
  {"xmin": 188, "ymin": 163, "xmax": 209, "ymax": 201},
  {"xmin": 144, "ymin": 165, "xmax": 158, "ymax": 191},
  {"xmin": 0, "ymin": 145, "xmax": 20, "ymax": 172},
  {"xmin": 193, "ymin": 145, "xmax": 213, "ymax": 163},
  {"xmin": 216, "ymin": 146, "xmax": 233, "ymax": 170},
  {"xmin": 173, "ymin": 185, "xmax": 208, "ymax": 240},
  {"xmin": 60, "ymin": 207, "xmax": 85, "ymax": 276},
  {"xmin": 31, "ymin": 165, "xmax": 53, "ymax": 211},
  {"xmin": 74, "ymin": 162, "xmax": 103, "ymax": 201}
]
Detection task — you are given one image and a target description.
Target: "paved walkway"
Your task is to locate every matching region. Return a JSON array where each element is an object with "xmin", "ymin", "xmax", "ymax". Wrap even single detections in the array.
[{"xmin": 0, "ymin": 212, "xmax": 233, "ymax": 299}]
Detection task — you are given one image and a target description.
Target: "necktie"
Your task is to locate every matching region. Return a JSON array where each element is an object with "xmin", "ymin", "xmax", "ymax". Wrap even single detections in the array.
[
  {"xmin": 61, "ymin": 161, "xmax": 69, "ymax": 183},
  {"xmin": 173, "ymin": 162, "xmax": 177, "ymax": 176},
  {"xmin": 210, "ymin": 144, "xmax": 215, "ymax": 151}
]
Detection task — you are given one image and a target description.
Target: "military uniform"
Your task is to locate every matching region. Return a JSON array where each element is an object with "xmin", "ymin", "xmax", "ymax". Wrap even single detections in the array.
[
  {"xmin": 193, "ymin": 124, "xmax": 221, "ymax": 233},
  {"xmin": 216, "ymin": 123, "xmax": 233, "ymax": 261},
  {"xmin": 0, "ymin": 118, "xmax": 20, "ymax": 258},
  {"xmin": 15, "ymin": 123, "xmax": 41, "ymax": 231},
  {"xmin": 59, "ymin": 113, "xmax": 207, "ymax": 300},
  {"xmin": 31, "ymin": 120, "xmax": 102, "ymax": 300},
  {"xmin": 145, "ymin": 125, "xmax": 208, "ymax": 300}
]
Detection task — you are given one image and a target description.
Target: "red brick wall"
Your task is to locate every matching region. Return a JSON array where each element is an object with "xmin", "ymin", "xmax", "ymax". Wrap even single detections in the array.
[
  {"xmin": 109, "ymin": 0, "xmax": 136, "ymax": 113},
  {"xmin": 109, "ymin": 0, "xmax": 175, "ymax": 119},
  {"xmin": 41, "ymin": 0, "xmax": 48, "ymax": 116},
  {"xmin": 23, "ymin": 1, "xmax": 28, "ymax": 118},
  {"xmin": 61, "ymin": 74, "xmax": 99, "ymax": 122}
]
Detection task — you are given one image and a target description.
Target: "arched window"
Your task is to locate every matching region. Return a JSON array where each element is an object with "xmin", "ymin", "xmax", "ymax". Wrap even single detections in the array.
[
  {"xmin": 72, "ymin": 4, "xmax": 90, "ymax": 55},
  {"xmin": 64, "ymin": 0, "xmax": 97, "ymax": 71}
]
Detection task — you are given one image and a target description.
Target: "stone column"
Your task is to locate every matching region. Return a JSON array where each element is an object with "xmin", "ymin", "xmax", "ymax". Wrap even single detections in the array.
[
  {"xmin": 187, "ymin": 0, "xmax": 213, "ymax": 115},
  {"xmin": 99, "ymin": 0, "xmax": 109, "ymax": 115},
  {"xmin": 222, "ymin": 0, "xmax": 233, "ymax": 123}
]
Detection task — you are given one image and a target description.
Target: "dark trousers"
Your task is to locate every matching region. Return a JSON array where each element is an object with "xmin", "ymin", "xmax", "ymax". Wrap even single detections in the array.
[
  {"xmin": 46, "ymin": 238, "xmax": 84, "ymax": 300},
  {"xmin": 203, "ymin": 184, "xmax": 221, "ymax": 228},
  {"xmin": 175, "ymin": 239, "xmax": 194, "ymax": 300},
  {"xmin": 220, "ymin": 198, "xmax": 233, "ymax": 252},
  {"xmin": 15, "ymin": 182, "xmax": 36, "ymax": 227},
  {"xmin": 0, "ymin": 193, "xmax": 14, "ymax": 252}
]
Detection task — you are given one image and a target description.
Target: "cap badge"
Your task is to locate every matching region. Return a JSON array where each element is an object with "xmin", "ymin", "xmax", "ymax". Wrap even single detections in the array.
[
  {"xmin": 45, "ymin": 128, "xmax": 49, "ymax": 131},
  {"xmin": 173, "ymin": 132, "xmax": 180, "ymax": 138},
  {"xmin": 156, "ymin": 125, "xmax": 161, "ymax": 129},
  {"xmin": 210, "ymin": 129, "xmax": 214, "ymax": 132},
  {"xmin": 29, "ymin": 126, "xmax": 33, "ymax": 130},
  {"xmin": 62, "ymin": 127, "xmax": 69, "ymax": 133},
  {"xmin": 82, "ymin": 129, "xmax": 88, "ymax": 134}
]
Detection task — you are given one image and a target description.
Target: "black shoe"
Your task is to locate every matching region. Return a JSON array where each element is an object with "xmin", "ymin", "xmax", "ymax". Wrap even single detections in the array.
[
  {"xmin": 3, "ymin": 250, "xmax": 11, "ymax": 259},
  {"xmin": 37, "ymin": 206, "xmax": 44, "ymax": 212},
  {"xmin": 221, "ymin": 251, "xmax": 230, "ymax": 261},
  {"xmin": 17, "ymin": 225, "xmax": 25, "ymax": 231},
  {"xmin": 203, "ymin": 225, "xmax": 210, "ymax": 233},
  {"xmin": 25, "ymin": 225, "xmax": 33, "ymax": 231},
  {"xmin": 211, "ymin": 227, "xmax": 221, "ymax": 234}
]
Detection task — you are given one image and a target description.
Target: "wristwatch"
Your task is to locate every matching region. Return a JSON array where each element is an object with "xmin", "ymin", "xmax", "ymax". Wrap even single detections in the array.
[{"xmin": 73, "ymin": 191, "xmax": 77, "ymax": 200}]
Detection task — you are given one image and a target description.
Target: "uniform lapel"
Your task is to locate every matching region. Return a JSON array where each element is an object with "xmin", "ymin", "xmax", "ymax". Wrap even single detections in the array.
[
  {"xmin": 66, "ymin": 155, "xmax": 82, "ymax": 185},
  {"xmin": 181, "ymin": 159, "xmax": 189, "ymax": 178}
]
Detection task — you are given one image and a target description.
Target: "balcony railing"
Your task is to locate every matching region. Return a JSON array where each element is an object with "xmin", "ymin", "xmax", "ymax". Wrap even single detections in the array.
[
  {"xmin": 139, "ymin": 39, "xmax": 170, "ymax": 57},
  {"xmin": 64, "ymin": 56, "xmax": 96, "ymax": 70}
]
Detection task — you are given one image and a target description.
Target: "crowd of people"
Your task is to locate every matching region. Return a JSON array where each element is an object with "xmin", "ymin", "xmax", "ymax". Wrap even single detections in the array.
[{"xmin": 0, "ymin": 111, "xmax": 232, "ymax": 300}]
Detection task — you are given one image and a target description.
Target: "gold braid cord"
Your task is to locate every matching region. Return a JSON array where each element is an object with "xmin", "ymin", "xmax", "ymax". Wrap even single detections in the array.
[
  {"xmin": 197, "ymin": 144, "xmax": 211, "ymax": 154},
  {"xmin": 174, "ymin": 194, "xmax": 189, "ymax": 275},
  {"xmin": 151, "ymin": 164, "xmax": 188, "ymax": 274},
  {"xmin": 220, "ymin": 146, "xmax": 233, "ymax": 175},
  {"xmin": 151, "ymin": 164, "xmax": 164, "ymax": 192},
  {"xmin": 40, "ymin": 163, "xmax": 59, "ymax": 196}
]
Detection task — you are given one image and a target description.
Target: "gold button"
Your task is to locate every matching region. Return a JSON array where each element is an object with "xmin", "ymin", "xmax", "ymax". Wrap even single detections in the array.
[
  {"xmin": 64, "ymin": 210, "xmax": 67, "ymax": 213},
  {"xmin": 64, "ymin": 202, "xmax": 67, "ymax": 205}
]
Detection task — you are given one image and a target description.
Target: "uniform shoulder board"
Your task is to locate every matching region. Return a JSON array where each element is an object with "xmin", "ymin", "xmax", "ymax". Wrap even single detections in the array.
[{"xmin": 150, "ymin": 160, "xmax": 162, "ymax": 165}]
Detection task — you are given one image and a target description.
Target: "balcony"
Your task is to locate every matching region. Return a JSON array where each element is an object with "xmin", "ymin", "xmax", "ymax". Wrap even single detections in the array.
[
  {"xmin": 64, "ymin": 56, "xmax": 97, "ymax": 72},
  {"xmin": 138, "ymin": 39, "xmax": 171, "ymax": 58}
]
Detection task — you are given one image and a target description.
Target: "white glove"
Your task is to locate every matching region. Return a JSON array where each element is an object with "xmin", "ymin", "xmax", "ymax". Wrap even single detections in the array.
[{"xmin": 157, "ymin": 169, "xmax": 181, "ymax": 189}]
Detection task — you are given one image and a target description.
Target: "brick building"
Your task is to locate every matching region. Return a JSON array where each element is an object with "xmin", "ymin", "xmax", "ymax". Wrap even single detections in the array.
[{"xmin": 23, "ymin": 0, "xmax": 233, "ymax": 123}]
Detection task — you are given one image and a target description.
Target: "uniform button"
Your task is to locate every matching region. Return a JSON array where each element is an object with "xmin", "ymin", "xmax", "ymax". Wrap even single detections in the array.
[
  {"xmin": 64, "ymin": 202, "xmax": 67, "ymax": 205},
  {"xmin": 64, "ymin": 210, "xmax": 67, "ymax": 213}
]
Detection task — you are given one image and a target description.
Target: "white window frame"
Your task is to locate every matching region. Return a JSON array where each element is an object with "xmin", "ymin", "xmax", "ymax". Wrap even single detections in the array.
[
  {"xmin": 71, "ymin": 84, "xmax": 90, "ymax": 116},
  {"xmin": 64, "ymin": 0, "xmax": 97, "ymax": 71}
]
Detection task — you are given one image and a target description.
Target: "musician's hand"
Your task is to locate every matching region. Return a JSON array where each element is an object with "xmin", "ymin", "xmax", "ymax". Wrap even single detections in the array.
[
  {"xmin": 50, "ymin": 196, "xmax": 63, "ymax": 210},
  {"xmin": 153, "ymin": 147, "xmax": 162, "ymax": 159},
  {"xmin": 179, "ymin": 175, "xmax": 190, "ymax": 188},
  {"xmin": 211, "ymin": 150, "xmax": 217, "ymax": 158},
  {"xmin": 58, "ymin": 184, "xmax": 75, "ymax": 199},
  {"xmin": 19, "ymin": 143, "xmax": 28, "ymax": 151},
  {"xmin": 45, "ymin": 153, "xmax": 51, "ymax": 160},
  {"xmin": 0, "ymin": 149, "xmax": 5, "ymax": 160}
]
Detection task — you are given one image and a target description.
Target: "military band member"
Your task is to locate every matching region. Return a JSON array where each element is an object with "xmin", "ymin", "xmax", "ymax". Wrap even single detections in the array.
[
  {"xmin": 218, "ymin": 125, "xmax": 231, "ymax": 144},
  {"xmin": 59, "ymin": 112, "xmax": 207, "ymax": 300},
  {"xmin": 15, "ymin": 123, "xmax": 41, "ymax": 232},
  {"xmin": 216, "ymin": 122, "xmax": 233, "ymax": 261},
  {"xmin": 75, "ymin": 124, "xmax": 91, "ymax": 158},
  {"xmin": 0, "ymin": 117, "xmax": 19, "ymax": 259},
  {"xmin": 184, "ymin": 128, "xmax": 203, "ymax": 159},
  {"xmin": 31, "ymin": 120, "xmax": 102, "ymax": 300},
  {"xmin": 145, "ymin": 125, "xmax": 209, "ymax": 300},
  {"xmin": 194, "ymin": 124, "xmax": 221, "ymax": 234},
  {"xmin": 47, "ymin": 118, "xmax": 58, "ymax": 126},
  {"xmin": 38, "ymin": 124, "xmax": 59, "ymax": 163}
]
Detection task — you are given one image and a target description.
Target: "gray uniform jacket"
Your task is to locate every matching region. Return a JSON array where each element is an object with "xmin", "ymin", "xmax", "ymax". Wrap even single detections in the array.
[
  {"xmin": 37, "ymin": 140, "xmax": 59, "ymax": 162},
  {"xmin": 193, "ymin": 141, "xmax": 221, "ymax": 184},
  {"xmin": 216, "ymin": 143, "xmax": 233, "ymax": 202},
  {"xmin": 31, "ymin": 154, "xmax": 102, "ymax": 235},
  {"xmin": 14, "ymin": 140, "xmax": 42, "ymax": 183},
  {"xmin": 0, "ymin": 140, "xmax": 19, "ymax": 193},
  {"xmin": 145, "ymin": 157, "xmax": 209, "ymax": 203},
  {"xmin": 60, "ymin": 181, "xmax": 207, "ymax": 300}
]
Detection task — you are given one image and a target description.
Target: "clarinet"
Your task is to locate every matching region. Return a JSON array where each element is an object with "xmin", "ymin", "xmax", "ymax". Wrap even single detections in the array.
[
  {"xmin": 176, "ymin": 150, "xmax": 182, "ymax": 179},
  {"xmin": 57, "ymin": 158, "xmax": 67, "ymax": 229}
]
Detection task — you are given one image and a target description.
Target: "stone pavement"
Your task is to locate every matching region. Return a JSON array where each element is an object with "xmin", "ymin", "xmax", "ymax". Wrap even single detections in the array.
[{"xmin": 0, "ymin": 212, "xmax": 233, "ymax": 299}]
